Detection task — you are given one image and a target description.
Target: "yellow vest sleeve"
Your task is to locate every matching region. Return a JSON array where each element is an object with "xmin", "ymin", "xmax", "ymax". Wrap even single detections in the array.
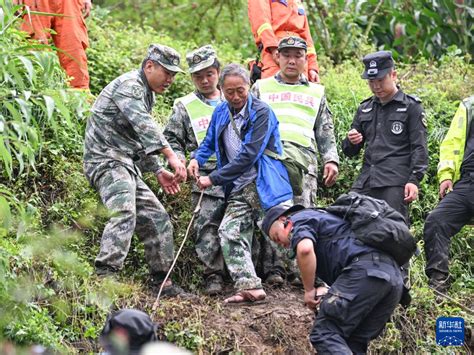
[{"xmin": 438, "ymin": 102, "xmax": 467, "ymax": 183}]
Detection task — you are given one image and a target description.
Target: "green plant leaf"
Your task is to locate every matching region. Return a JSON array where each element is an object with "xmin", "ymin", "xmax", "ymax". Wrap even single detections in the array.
[
  {"xmin": 0, "ymin": 138, "xmax": 13, "ymax": 178},
  {"xmin": 43, "ymin": 95, "xmax": 55, "ymax": 120},
  {"xmin": 0, "ymin": 7, "xmax": 4, "ymax": 31},
  {"xmin": 17, "ymin": 56, "xmax": 35, "ymax": 85},
  {"xmin": 15, "ymin": 98, "xmax": 31, "ymax": 123},
  {"xmin": 0, "ymin": 196, "xmax": 12, "ymax": 229}
]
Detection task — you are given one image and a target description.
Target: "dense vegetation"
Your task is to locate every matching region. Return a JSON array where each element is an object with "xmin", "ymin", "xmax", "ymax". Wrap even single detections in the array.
[
  {"xmin": 0, "ymin": 1, "xmax": 473, "ymax": 352},
  {"xmin": 93, "ymin": 0, "xmax": 473, "ymax": 63}
]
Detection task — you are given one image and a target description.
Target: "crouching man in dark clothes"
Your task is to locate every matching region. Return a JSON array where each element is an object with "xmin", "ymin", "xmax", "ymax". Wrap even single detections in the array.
[{"xmin": 262, "ymin": 204, "xmax": 403, "ymax": 353}]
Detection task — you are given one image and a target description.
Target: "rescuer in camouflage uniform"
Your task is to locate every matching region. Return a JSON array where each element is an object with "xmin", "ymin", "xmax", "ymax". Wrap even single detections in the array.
[
  {"xmin": 163, "ymin": 45, "xmax": 227, "ymax": 295},
  {"xmin": 84, "ymin": 44, "xmax": 187, "ymax": 296},
  {"xmin": 251, "ymin": 36, "xmax": 339, "ymax": 207}
]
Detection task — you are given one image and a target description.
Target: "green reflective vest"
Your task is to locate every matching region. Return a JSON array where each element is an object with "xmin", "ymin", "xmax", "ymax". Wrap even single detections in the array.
[
  {"xmin": 176, "ymin": 92, "xmax": 215, "ymax": 145},
  {"xmin": 438, "ymin": 96, "xmax": 474, "ymax": 183},
  {"xmin": 258, "ymin": 77, "xmax": 324, "ymax": 148}
]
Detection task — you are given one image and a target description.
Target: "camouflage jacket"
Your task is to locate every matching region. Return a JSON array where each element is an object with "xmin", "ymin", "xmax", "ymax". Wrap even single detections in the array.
[
  {"xmin": 84, "ymin": 70, "xmax": 169, "ymax": 177},
  {"xmin": 164, "ymin": 90, "xmax": 225, "ymax": 197},
  {"xmin": 251, "ymin": 73, "xmax": 339, "ymax": 167}
]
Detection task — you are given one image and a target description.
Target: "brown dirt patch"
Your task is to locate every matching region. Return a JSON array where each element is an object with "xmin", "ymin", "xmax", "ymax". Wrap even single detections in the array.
[{"xmin": 145, "ymin": 286, "xmax": 316, "ymax": 354}]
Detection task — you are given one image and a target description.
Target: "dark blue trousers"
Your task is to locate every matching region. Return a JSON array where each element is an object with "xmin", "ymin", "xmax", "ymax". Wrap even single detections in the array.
[{"xmin": 311, "ymin": 253, "xmax": 403, "ymax": 354}]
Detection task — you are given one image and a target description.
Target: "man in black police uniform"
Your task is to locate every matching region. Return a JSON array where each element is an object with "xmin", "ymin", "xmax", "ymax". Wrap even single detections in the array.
[
  {"xmin": 262, "ymin": 204, "xmax": 403, "ymax": 353},
  {"xmin": 342, "ymin": 51, "xmax": 428, "ymax": 223}
]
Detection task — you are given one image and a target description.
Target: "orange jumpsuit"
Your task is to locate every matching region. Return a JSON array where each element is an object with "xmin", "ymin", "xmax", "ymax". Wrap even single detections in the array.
[
  {"xmin": 248, "ymin": 0, "xmax": 319, "ymax": 79},
  {"xmin": 19, "ymin": 0, "xmax": 90, "ymax": 89}
]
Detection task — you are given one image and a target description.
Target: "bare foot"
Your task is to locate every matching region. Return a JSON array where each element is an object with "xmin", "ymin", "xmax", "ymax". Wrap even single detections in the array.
[{"xmin": 224, "ymin": 289, "xmax": 266, "ymax": 304}]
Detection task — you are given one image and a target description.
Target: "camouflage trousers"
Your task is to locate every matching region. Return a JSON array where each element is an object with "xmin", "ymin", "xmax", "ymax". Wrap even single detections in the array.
[
  {"xmin": 219, "ymin": 183, "xmax": 286, "ymax": 290},
  {"xmin": 85, "ymin": 163, "xmax": 174, "ymax": 276},
  {"xmin": 294, "ymin": 160, "xmax": 318, "ymax": 208},
  {"xmin": 191, "ymin": 191, "xmax": 226, "ymax": 278},
  {"xmin": 251, "ymin": 229, "xmax": 287, "ymax": 279}
]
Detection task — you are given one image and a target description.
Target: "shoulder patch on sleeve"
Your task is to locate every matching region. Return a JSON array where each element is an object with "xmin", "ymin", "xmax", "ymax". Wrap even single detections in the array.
[
  {"xmin": 130, "ymin": 85, "xmax": 144, "ymax": 100},
  {"xmin": 407, "ymin": 94, "xmax": 422, "ymax": 103},
  {"xmin": 421, "ymin": 111, "xmax": 428, "ymax": 128}
]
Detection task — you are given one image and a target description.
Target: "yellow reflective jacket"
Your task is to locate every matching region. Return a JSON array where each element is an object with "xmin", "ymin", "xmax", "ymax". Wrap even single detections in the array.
[{"xmin": 437, "ymin": 96, "xmax": 474, "ymax": 183}]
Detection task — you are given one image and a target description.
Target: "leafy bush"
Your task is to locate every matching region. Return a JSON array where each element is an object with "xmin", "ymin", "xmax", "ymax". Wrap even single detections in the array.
[
  {"xmin": 92, "ymin": 0, "xmax": 254, "ymax": 58},
  {"xmin": 305, "ymin": 0, "xmax": 473, "ymax": 63},
  {"xmin": 0, "ymin": 2, "xmax": 89, "ymax": 181}
]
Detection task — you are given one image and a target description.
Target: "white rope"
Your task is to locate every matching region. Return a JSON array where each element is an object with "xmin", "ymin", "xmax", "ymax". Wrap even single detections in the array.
[{"xmin": 152, "ymin": 189, "xmax": 204, "ymax": 311}]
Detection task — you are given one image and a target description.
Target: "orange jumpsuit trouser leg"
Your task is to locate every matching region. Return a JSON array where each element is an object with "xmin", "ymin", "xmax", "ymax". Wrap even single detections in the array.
[{"xmin": 21, "ymin": 0, "xmax": 90, "ymax": 89}]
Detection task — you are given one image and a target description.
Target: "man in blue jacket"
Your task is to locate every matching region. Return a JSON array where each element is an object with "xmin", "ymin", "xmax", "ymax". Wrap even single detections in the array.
[{"xmin": 188, "ymin": 63, "xmax": 293, "ymax": 303}]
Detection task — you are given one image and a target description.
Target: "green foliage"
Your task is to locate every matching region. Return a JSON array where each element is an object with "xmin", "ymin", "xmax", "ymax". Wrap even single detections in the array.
[
  {"xmin": 304, "ymin": 0, "xmax": 378, "ymax": 63},
  {"xmin": 165, "ymin": 320, "xmax": 205, "ymax": 351},
  {"xmin": 87, "ymin": 6, "xmax": 244, "ymax": 110},
  {"xmin": 92, "ymin": 0, "xmax": 253, "ymax": 58},
  {"xmin": 0, "ymin": 2, "xmax": 89, "ymax": 180},
  {"xmin": 368, "ymin": 0, "xmax": 473, "ymax": 60},
  {"xmin": 93, "ymin": 0, "xmax": 473, "ymax": 64},
  {"xmin": 304, "ymin": 0, "xmax": 473, "ymax": 63}
]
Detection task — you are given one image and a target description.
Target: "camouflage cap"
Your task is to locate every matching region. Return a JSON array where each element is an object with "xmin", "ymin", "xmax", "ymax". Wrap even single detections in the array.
[
  {"xmin": 146, "ymin": 44, "xmax": 184, "ymax": 73},
  {"xmin": 278, "ymin": 36, "xmax": 307, "ymax": 52},
  {"xmin": 186, "ymin": 45, "xmax": 218, "ymax": 74}
]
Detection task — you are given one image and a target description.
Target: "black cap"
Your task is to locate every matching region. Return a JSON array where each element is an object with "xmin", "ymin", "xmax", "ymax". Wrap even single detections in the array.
[
  {"xmin": 361, "ymin": 50, "xmax": 394, "ymax": 79},
  {"xmin": 101, "ymin": 309, "xmax": 158, "ymax": 354},
  {"xmin": 262, "ymin": 204, "xmax": 305, "ymax": 236}
]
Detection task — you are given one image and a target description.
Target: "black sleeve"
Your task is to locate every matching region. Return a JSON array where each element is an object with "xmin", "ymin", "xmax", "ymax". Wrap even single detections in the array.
[
  {"xmin": 290, "ymin": 221, "xmax": 317, "ymax": 254},
  {"xmin": 342, "ymin": 107, "xmax": 365, "ymax": 157},
  {"xmin": 407, "ymin": 103, "xmax": 428, "ymax": 186}
]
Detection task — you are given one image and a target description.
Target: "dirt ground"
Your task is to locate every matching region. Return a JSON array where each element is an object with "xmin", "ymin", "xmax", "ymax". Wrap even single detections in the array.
[{"xmin": 147, "ymin": 285, "xmax": 316, "ymax": 354}]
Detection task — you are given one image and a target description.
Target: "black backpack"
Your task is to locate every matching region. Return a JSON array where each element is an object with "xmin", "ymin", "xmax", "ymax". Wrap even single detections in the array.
[{"xmin": 326, "ymin": 192, "xmax": 416, "ymax": 266}]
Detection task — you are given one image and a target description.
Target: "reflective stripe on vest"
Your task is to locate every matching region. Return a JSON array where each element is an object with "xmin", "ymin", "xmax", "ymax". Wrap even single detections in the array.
[
  {"xmin": 258, "ymin": 77, "xmax": 324, "ymax": 148},
  {"xmin": 175, "ymin": 93, "xmax": 215, "ymax": 145}
]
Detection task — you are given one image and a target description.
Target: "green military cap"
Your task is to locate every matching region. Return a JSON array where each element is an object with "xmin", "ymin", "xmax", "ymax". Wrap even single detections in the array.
[
  {"xmin": 186, "ymin": 45, "xmax": 218, "ymax": 74},
  {"xmin": 278, "ymin": 36, "xmax": 307, "ymax": 52},
  {"xmin": 146, "ymin": 44, "xmax": 184, "ymax": 73}
]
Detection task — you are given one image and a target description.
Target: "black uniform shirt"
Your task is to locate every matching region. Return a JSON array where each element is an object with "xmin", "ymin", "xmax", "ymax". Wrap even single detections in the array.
[
  {"xmin": 342, "ymin": 89, "xmax": 428, "ymax": 188},
  {"xmin": 289, "ymin": 209, "xmax": 377, "ymax": 285}
]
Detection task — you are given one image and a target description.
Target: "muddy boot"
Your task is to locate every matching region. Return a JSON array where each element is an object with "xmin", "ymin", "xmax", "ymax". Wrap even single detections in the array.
[
  {"xmin": 265, "ymin": 273, "xmax": 284, "ymax": 287},
  {"xmin": 96, "ymin": 265, "xmax": 119, "ymax": 280},
  {"xmin": 155, "ymin": 280, "xmax": 194, "ymax": 298},
  {"xmin": 150, "ymin": 274, "xmax": 191, "ymax": 298},
  {"xmin": 160, "ymin": 283, "xmax": 187, "ymax": 297},
  {"xmin": 204, "ymin": 274, "xmax": 224, "ymax": 295},
  {"xmin": 429, "ymin": 272, "xmax": 451, "ymax": 294}
]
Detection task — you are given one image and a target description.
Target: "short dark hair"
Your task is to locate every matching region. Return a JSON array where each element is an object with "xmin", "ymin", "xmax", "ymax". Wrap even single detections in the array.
[
  {"xmin": 141, "ymin": 58, "xmax": 160, "ymax": 69},
  {"xmin": 210, "ymin": 58, "xmax": 221, "ymax": 71}
]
